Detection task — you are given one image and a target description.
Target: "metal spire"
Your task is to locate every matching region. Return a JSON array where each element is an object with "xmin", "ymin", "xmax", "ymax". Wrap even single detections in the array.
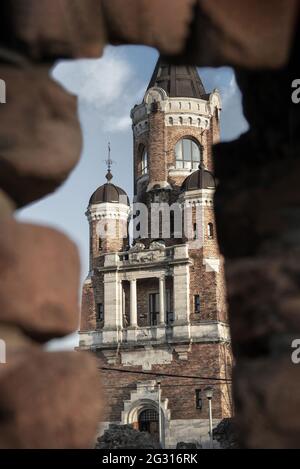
[{"xmin": 105, "ymin": 142, "xmax": 114, "ymax": 182}]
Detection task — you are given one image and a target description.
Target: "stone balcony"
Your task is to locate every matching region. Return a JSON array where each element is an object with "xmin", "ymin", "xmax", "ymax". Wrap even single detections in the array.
[
  {"xmin": 102, "ymin": 243, "xmax": 190, "ymax": 271},
  {"xmin": 78, "ymin": 321, "xmax": 230, "ymax": 350}
]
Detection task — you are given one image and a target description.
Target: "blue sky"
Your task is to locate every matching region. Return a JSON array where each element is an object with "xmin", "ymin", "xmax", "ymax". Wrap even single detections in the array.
[{"xmin": 16, "ymin": 45, "xmax": 248, "ymax": 350}]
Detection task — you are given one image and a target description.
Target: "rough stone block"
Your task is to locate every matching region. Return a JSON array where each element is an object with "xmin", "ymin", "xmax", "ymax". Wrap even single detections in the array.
[
  {"xmin": 0, "ymin": 218, "xmax": 80, "ymax": 341},
  {"xmin": 234, "ymin": 357, "xmax": 300, "ymax": 448},
  {"xmin": 102, "ymin": 0, "xmax": 196, "ymax": 55},
  {"xmin": 0, "ymin": 349, "xmax": 103, "ymax": 448},
  {"xmin": 0, "ymin": 189, "xmax": 15, "ymax": 216},
  {"xmin": 0, "ymin": 66, "xmax": 82, "ymax": 207},
  {"xmin": 170, "ymin": 0, "xmax": 298, "ymax": 68},
  {"xmin": 1, "ymin": 0, "xmax": 106, "ymax": 59},
  {"xmin": 226, "ymin": 254, "xmax": 300, "ymax": 357},
  {"xmin": 198, "ymin": 0, "xmax": 298, "ymax": 68}
]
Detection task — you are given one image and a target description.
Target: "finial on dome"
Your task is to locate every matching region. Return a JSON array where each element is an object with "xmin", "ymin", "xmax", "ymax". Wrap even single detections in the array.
[{"xmin": 105, "ymin": 142, "xmax": 114, "ymax": 182}]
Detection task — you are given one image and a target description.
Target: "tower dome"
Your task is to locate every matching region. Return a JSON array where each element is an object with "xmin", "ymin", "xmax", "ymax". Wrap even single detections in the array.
[
  {"xmin": 89, "ymin": 180, "xmax": 129, "ymax": 206},
  {"xmin": 89, "ymin": 145, "xmax": 130, "ymax": 206},
  {"xmin": 181, "ymin": 163, "xmax": 216, "ymax": 192}
]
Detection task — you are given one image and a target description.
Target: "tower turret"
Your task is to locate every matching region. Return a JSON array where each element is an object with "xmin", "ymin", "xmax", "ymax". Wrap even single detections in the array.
[
  {"xmin": 80, "ymin": 146, "xmax": 130, "ymax": 332},
  {"xmin": 131, "ymin": 57, "xmax": 222, "ymax": 203},
  {"xmin": 87, "ymin": 145, "xmax": 130, "ymax": 269}
]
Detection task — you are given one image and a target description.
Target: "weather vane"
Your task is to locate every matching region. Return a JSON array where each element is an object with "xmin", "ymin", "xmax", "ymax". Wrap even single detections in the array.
[{"xmin": 105, "ymin": 142, "xmax": 114, "ymax": 182}]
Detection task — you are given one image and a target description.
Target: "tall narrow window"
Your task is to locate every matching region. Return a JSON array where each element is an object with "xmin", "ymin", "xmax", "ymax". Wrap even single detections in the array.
[
  {"xmin": 170, "ymin": 211, "xmax": 174, "ymax": 238},
  {"xmin": 141, "ymin": 148, "xmax": 148, "ymax": 175},
  {"xmin": 166, "ymin": 290, "xmax": 173, "ymax": 325},
  {"xmin": 175, "ymin": 138, "xmax": 201, "ymax": 170},
  {"xmin": 195, "ymin": 389, "xmax": 203, "ymax": 410},
  {"xmin": 98, "ymin": 237, "xmax": 102, "ymax": 251},
  {"xmin": 194, "ymin": 295, "xmax": 201, "ymax": 314},
  {"xmin": 193, "ymin": 223, "xmax": 198, "ymax": 240},
  {"xmin": 96, "ymin": 303, "xmax": 104, "ymax": 322},
  {"xmin": 159, "ymin": 211, "xmax": 163, "ymax": 238},
  {"xmin": 208, "ymin": 223, "xmax": 214, "ymax": 239},
  {"xmin": 149, "ymin": 293, "xmax": 159, "ymax": 326}
]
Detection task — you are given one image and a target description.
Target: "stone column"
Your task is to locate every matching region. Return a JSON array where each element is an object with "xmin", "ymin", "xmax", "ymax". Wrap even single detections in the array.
[
  {"xmin": 173, "ymin": 264, "xmax": 190, "ymax": 340},
  {"xmin": 130, "ymin": 279, "xmax": 137, "ymax": 327},
  {"xmin": 103, "ymin": 272, "xmax": 119, "ymax": 344},
  {"xmin": 159, "ymin": 276, "xmax": 166, "ymax": 325},
  {"xmin": 119, "ymin": 280, "xmax": 123, "ymax": 328}
]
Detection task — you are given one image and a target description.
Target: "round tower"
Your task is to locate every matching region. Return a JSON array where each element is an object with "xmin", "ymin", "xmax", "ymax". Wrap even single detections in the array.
[
  {"xmin": 85, "ymin": 145, "xmax": 130, "ymax": 273},
  {"xmin": 179, "ymin": 164, "xmax": 226, "ymax": 324},
  {"xmin": 87, "ymin": 169, "xmax": 130, "ymax": 272},
  {"xmin": 131, "ymin": 58, "xmax": 222, "ymax": 202},
  {"xmin": 130, "ymin": 58, "xmax": 221, "ymax": 248},
  {"xmin": 180, "ymin": 162, "xmax": 216, "ymax": 251},
  {"xmin": 80, "ymin": 155, "xmax": 130, "ymax": 333}
]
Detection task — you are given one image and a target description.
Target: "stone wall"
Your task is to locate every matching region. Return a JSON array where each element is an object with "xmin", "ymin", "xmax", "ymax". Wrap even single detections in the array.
[
  {"xmin": 0, "ymin": 0, "xmax": 107, "ymax": 447},
  {"xmin": 97, "ymin": 342, "xmax": 232, "ymax": 423}
]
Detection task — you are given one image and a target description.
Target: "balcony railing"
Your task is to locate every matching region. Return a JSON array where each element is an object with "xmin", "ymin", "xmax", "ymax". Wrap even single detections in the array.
[{"xmin": 104, "ymin": 244, "xmax": 189, "ymax": 268}]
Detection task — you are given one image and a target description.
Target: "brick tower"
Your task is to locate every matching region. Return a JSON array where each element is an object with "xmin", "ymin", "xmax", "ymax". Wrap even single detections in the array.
[{"xmin": 79, "ymin": 58, "xmax": 232, "ymax": 448}]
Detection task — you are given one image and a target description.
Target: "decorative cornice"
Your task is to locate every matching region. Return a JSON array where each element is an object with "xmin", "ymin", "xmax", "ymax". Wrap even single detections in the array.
[
  {"xmin": 179, "ymin": 189, "xmax": 215, "ymax": 207},
  {"xmin": 86, "ymin": 202, "xmax": 131, "ymax": 222},
  {"xmin": 131, "ymin": 89, "xmax": 221, "ymax": 128}
]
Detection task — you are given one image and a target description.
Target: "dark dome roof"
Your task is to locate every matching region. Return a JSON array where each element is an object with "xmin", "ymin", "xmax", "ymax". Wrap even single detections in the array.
[
  {"xmin": 181, "ymin": 165, "xmax": 216, "ymax": 192},
  {"xmin": 89, "ymin": 182, "xmax": 129, "ymax": 206},
  {"xmin": 147, "ymin": 57, "xmax": 206, "ymax": 99}
]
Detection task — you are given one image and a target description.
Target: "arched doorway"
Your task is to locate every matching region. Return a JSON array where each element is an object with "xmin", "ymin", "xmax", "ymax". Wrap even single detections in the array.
[{"xmin": 138, "ymin": 408, "xmax": 159, "ymax": 439}]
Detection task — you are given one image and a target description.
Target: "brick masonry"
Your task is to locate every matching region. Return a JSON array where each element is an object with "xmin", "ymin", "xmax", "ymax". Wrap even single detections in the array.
[
  {"xmin": 80, "ymin": 63, "xmax": 232, "ymax": 447},
  {"xmin": 97, "ymin": 342, "xmax": 232, "ymax": 423}
]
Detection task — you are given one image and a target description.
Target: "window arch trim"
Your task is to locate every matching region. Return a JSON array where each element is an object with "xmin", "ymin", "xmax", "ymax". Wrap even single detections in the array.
[
  {"xmin": 175, "ymin": 137, "xmax": 202, "ymax": 170},
  {"xmin": 138, "ymin": 144, "xmax": 148, "ymax": 176}
]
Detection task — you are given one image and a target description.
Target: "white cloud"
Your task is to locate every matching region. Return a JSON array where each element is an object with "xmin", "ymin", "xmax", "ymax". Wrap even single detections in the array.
[
  {"xmin": 52, "ymin": 46, "xmax": 145, "ymax": 133},
  {"xmin": 221, "ymin": 73, "xmax": 237, "ymax": 107},
  {"xmin": 199, "ymin": 66, "xmax": 249, "ymax": 141}
]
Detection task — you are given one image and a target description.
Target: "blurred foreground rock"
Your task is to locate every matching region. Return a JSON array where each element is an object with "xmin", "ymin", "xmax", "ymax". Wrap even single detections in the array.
[
  {"xmin": 0, "ymin": 0, "xmax": 108, "ymax": 449},
  {"xmin": 0, "ymin": 350, "xmax": 103, "ymax": 448},
  {"xmin": 0, "ymin": 66, "xmax": 82, "ymax": 207},
  {"xmin": 213, "ymin": 419, "xmax": 238, "ymax": 449},
  {"xmin": 0, "ymin": 218, "xmax": 80, "ymax": 341},
  {"xmin": 95, "ymin": 424, "xmax": 161, "ymax": 450},
  {"xmin": 176, "ymin": 442, "xmax": 202, "ymax": 449}
]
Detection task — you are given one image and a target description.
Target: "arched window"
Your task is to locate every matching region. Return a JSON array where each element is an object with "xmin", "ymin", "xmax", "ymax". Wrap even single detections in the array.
[
  {"xmin": 138, "ymin": 409, "xmax": 159, "ymax": 434},
  {"xmin": 188, "ymin": 117, "xmax": 193, "ymax": 125},
  {"xmin": 179, "ymin": 116, "xmax": 183, "ymax": 125},
  {"xmin": 169, "ymin": 116, "xmax": 173, "ymax": 125},
  {"xmin": 208, "ymin": 223, "xmax": 214, "ymax": 239},
  {"xmin": 141, "ymin": 147, "xmax": 148, "ymax": 175},
  {"xmin": 175, "ymin": 138, "xmax": 201, "ymax": 170}
]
